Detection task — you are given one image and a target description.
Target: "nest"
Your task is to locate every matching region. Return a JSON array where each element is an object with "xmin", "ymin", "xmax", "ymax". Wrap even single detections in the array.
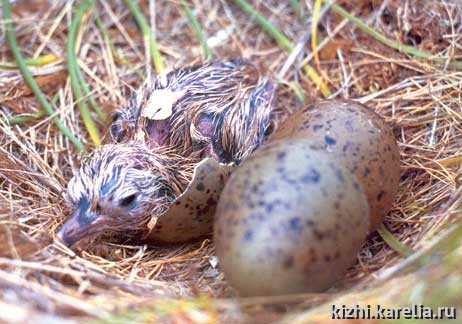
[{"xmin": 0, "ymin": 1, "xmax": 460, "ymax": 322}]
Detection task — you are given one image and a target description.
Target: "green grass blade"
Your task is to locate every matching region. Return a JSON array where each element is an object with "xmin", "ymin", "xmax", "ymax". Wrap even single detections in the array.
[
  {"xmin": 5, "ymin": 92, "xmax": 60, "ymax": 125},
  {"xmin": 5, "ymin": 111, "xmax": 47, "ymax": 125},
  {"xmin": 75, "ymin": 63, "xmax": 106, "ymax": 122},
  {"xmin": 124, "ymin": 0, "xmax": 164, "ymax": 74},
  {"xmin": 289, "ymin": 0, "xmax": 304, "ymax": 20},
  {"xmin": 2, "ymin": 0, "xmax": 86, "ymax": 153},
  {"xmin": 180, "ymin": 0, "xmax": 212, "ymax": 61},
  {"xmin": 67, "ymin": 0, "xmax": 101, "ymax": 146},
  {"xmin": 322, "ymin": 0, "xmax": 462, "ymax": 68},
  {"xmin": 233, "ymin": 0, "xmax": 330, "ymax": 97},
  {"xmin": 377, "ymin": 224, "xmax": 415, "ymax": 258},
  {"xmin": 233, "ymin": 0, "xmax": 293, "ymax": 52}
]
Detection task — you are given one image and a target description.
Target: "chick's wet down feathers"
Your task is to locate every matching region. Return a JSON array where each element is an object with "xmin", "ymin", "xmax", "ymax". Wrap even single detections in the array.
[{"xmin": 58, "ymin": 59, "xmax": 279, "ymax": 247}]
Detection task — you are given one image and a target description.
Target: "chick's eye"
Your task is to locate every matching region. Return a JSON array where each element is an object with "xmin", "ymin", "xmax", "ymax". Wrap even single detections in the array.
[{"xmin": 119, "ymin": 194, "xmax": 137, "ymax": 208}]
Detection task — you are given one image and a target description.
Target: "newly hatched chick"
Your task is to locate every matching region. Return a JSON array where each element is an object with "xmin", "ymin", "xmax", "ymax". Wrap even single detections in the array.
[
  {"xmin": 58, "ymin": 59, "xmax": 277, "ymax": 247},
  {"xmin": 110, "ymin": 59, "xmax": 276, "ymax": 163}
]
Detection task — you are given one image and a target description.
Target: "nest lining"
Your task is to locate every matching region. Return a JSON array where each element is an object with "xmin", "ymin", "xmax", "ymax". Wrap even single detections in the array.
[{"xmin": 0, "ymin": 0, "xmax": 461, "ymax": 322}]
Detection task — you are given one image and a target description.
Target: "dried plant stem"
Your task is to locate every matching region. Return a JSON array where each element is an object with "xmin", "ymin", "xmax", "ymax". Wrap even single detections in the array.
[
  {"xmin": 180, "ymin": 0, "xmax": 212, "ymax": 61},
  {"xmin": 233, "ymin": 0, "xmax": 331, "ymax": 97},
  {"xmin": 322, "ymin": 0, "xmax": 462, "ymax": 68},
  {"xmin": 124, "ymin": 0, "xmax": 164, "ymax": 74},
  {"xmin": 67, "ymin": 0, "xmax": 102, "ymax": 146},
  {"xmin": 93, "ymin": 8, "xmax": 145, "ymax": 80},
  {"xmin": 233, "ymin": 0, "xmax": 292, "ymax": 51},
  {"xmin": 2, "ymin": 0, "xmax": 86, "ymax": 153},
  {"xmin": 76, "ymin": 66, "xmax": 106, "ymax": 122}
]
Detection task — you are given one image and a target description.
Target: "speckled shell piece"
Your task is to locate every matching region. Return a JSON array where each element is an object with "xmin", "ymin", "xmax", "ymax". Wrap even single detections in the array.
[
  {"xmin": 214, "ymin": 139, "xmax": 369, "ymax": 296},
  {"xmin": 272, "ymin": 99, "xmax": 400, "ymax": 231},
  {"xmin": 148, "ymin": 158, "xmax": 235, "ymax": 243}
]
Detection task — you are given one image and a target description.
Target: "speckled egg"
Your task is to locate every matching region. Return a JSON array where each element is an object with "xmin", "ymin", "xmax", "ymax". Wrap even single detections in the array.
[
  {"xmin": 214, "ymin": 139, "xmax": 369, "ymax": 296},
  {"xmin": 148, "ymin": 158, "xmax": 235, "ymax": 243},
  {"xmin": 272, "ymin": 100, "xmax": 400, "ymax": 231}
]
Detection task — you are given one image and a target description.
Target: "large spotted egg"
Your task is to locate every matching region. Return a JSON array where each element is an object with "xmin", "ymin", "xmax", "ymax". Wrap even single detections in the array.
[
  {"xmin": 272, "ymin": 100, "xmax": 400, "ymax": 231},
  {"xmin": 214, "ymin": 139, "xmax": 369, "ymax": 296}
]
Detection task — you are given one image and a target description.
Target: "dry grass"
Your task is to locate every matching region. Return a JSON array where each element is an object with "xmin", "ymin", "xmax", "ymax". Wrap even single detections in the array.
[{"xmin": 0, "ymin": 0, "xmax": 461, "ymax": 323}]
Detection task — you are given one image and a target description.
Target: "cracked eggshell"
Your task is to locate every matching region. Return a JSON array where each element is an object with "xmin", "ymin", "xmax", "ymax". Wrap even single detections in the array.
[
  {"xmin": 148, "ymin": 158, "xmax": 235, "ymax": 243},
  {"xmin": 272, "ymin": 99, "xmax": 400, "ymax": 231},
  {"xmin": 214, "ymin": 139, "xmax": 369, "ymax": 296}
]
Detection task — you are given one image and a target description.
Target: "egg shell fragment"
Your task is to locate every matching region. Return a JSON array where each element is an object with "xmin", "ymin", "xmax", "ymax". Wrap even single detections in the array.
[
  {"xmin": 214, "ymin": 139, "xmax": 370, "ymax": 296},
  {"xmin": 148, "ymin": 158, "xmax": 235, "ymax": 243},
  {"xmin": 272, "ymin": 99, "xmax": 400, "ymax": 231}
]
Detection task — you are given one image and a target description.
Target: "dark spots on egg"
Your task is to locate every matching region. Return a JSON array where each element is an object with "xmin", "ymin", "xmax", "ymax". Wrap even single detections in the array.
[
  {"xmin": 324, "ymin": 255, "xmax": 331, "ymax": 262},
  {"xmin": 335, "ymin": 169, "xmax": 345, "ymax": 183},
  {"xmin": 301, "ymin": 168, "xmax": 321, "ymax": 183},
  {"xmin": 344, "ymin": 119, "xmax": 354, "ymax": 132},
  {"xmin": 377, "ymin": 190, "xmax": 385, "ymax": 201},
  {"xmin": 334, "ymin": 201, "xmax": 340, "ymax": 209},
  {"xmin": 288, "ymin": 217, "xmax": 302, "ymax": 233},
  {"xmin": 276, "ymin": 151, "xmax": 287, "ymax": 160},
  {"xmin": 363, "ymin": 167, "xmax": 371, "ymax": 177},
  {"xmin": 196, "ymin": 182, "xmax": 205, "ymax": 191},
  {"xmin": 282, "ymin": 256, "xmax": 294, "ymax": 269},
  {"xmin": 312, "ymin": 228, "xmax": 325, "ymax": 240},
  {"xmin": 309, "ymin": 248, "xmax": 318, "ymax": 262},
  {"xmin": 313, "ymin": 124, "xmax": 324, "ymax": 131},
  {"xmin": 324, "ymin": 135, "xmax": 337, "ymax": 145},
  {"xmin": 244, "ymin": 229, "xmax": 254, "ymax": 241}
]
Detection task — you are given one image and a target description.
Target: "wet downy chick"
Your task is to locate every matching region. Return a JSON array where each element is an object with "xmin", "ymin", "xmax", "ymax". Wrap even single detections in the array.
[
  {"xmin": 58, "ymin": 59, "xmax": 277, "ymax": 247},
  {"xmin": 58, "ymin": 144, "xmax": 196, "ymax": 247},
  {"xmin": 110, "ymin": 59, "xmax": 275, "ymax": 164}
]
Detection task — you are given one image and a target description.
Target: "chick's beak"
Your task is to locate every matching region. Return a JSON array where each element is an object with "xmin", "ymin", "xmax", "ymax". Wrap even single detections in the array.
[{"xmin": 57, "ymin": 205, "xmax": 108, "ymax": 247}]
